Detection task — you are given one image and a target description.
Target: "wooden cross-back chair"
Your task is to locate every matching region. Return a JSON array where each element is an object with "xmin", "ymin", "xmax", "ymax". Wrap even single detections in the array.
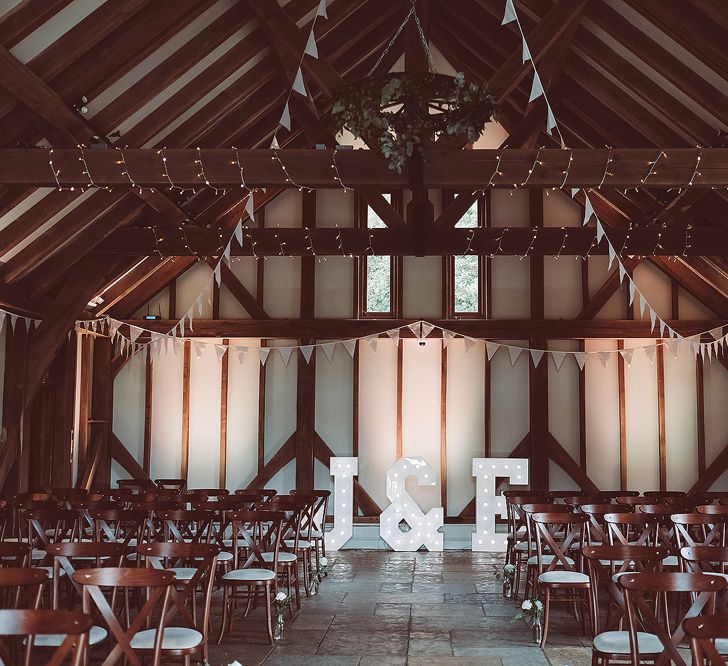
[
  {"xmin": 700, "ymin": 505, "xmax": 728, "ymax": 517},
  {"xmin": 579, "ymin": 503, "xmax": 632, "ymax": 547},
  {"xmin": 155, "ymin": 478, "xmax": 186, "ymax": 493},
  {"xmin": 530, "ymin": 512, "xmax": 592, "ymax": 647},
  {"xmin": 157, "ymin": 509, "xmax": 213, "ymax": 545},
  {"xmin": 622, "ymin": 572, "xmax": 727, "ymax": 666},
  {"xmin": 638, "ymin": 504, "xmax": 679, "ymax": 553},
  {"xmin": 0, "ymin": 609, "xmax": 92, "ymax": 666},
  {"xmin": 137, "ymin": 542, "xmax": 219, "ymax": 664},
  {"xmin": 582, "ymin": 545, "xmax": 669, "ymax": 664},
  {"xmin": 218, "ymin": 510, "xmax": 285, "ymax": 646},
  {"xmin": 685, "ymin": 615, "xmax": 728, "ymax": 665},
  {"xmin": 604, "ymin": 511, "xmax": 660, "ymax": 548},
  {"xmin": 290, "ymin": 489, "xmax": 331, "ymax": 573},
  {"xmin": 88, "ymin": 509, "xmax": 146, "ymax": 548},
  {"xmin": 680, "ymin": 545, "xmax": 728, "ymax": 581},
  {"xmin": 73, "ymin": 567, "xmax": 174, "ymax": 666},
  {"xmin": 0, "ymin": 568, "xmax": 46, "ymax": 613},
  {"xmin": 597, "ymin": 490, "xmax": 639, "ymax": 502},
  {"xmin": 0, "ymin": 543, "xmax": 30, "ymax": 569},
  {"xmin": 672, "ymin": 513, "xmax": 726, "ymax": 551}
]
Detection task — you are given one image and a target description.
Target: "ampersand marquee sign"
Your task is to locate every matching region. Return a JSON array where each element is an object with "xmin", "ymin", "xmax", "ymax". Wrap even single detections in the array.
[{"xmin": 326, "ymin": 456, "xmax": 529, "ymax": 552}]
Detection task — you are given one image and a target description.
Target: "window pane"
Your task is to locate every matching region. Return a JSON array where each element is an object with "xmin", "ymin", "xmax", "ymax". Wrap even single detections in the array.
[
  {"xmin": 454, "ymin": 200, "xmax": 479, "ymax": 313},
  {"xmin": 367, "ymin": 193, "xmax": 390, "ymax": 229},
  {"xmin": 366, "ymin": 255, "xmax": 391, "ymax": 312}
]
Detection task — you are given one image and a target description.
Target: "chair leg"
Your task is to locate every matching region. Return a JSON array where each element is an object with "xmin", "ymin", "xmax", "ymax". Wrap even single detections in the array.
[
  {"xmin": 540, "ymin": 587, "xmax": 551, "ymax": 648},
  {"xmin": 217, "ymin": 585, "xmax": 229, "ymax": 644},
  {"xmin": 265, "ymin": 583, "xmax": 274, "ymax": 645}
]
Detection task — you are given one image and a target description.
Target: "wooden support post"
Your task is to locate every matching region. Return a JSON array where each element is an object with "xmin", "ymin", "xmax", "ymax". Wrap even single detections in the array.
[
  {"xmin": 396, "ymin": 340, "xmax": 403, "ymax": 459},
  {"xmin": 617, "ymin": 340, "xmax": 627, "ymax": 491},
  {"xmin": 143, "ymin": 348, "xmax": 153, "ymax": 475},
  {"xmin": 352, "ymin": 341, "xmax": 360, "ymax": 515},
  {"xmin": 219, "ymin": 339, "xmax": 229, "ymax": 489},
  {"xmin": 656, "ymin": 344, "xmax": 667, "ymax": 490},
  {"xmin": 295, "ymin": 340, "xmax": 315, "ymax": 490},
  {"xmin": 91, "ymin": 336, "xmax": 112, "ymax": 488},
  {"xmin": 440, "ymin": 342, "xmax": 448, "ymax": 513},
  {"xmin": 180, "ymin": 340, "xmax": 191, "ymax": 481},
  {"xmin": 76, "ymin": 335, "xmax": 92, "ymax": 477},
  {"xmin": 257, "ymin": 341, "xmax": 266, "ymax": 474},
  {"xmin": 2, "ymin": 325, "xmax": 28, "ymax": 494},
  {"xmin": 696, "ymin": 355, "xmax": 706, "ymax": 476}
]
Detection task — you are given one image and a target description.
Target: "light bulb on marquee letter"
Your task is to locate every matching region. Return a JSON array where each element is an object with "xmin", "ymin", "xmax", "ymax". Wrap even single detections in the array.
[
  {"xmin": 380, "ymin": 457, "xmax": 444, "ymax": 552},
  {"xmin": 325, "ymin": 457, "xmax": 357, "ymax": 552},
  {"xmin": 471, "ymin": 458, "xmax": 529, "ymax": 552}
]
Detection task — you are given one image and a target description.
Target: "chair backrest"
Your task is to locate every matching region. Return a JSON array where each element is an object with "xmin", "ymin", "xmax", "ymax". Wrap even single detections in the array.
[
  {"xmin": 88, "ymin": 509, "xmax": 146, "ymax": 545},
  {"xmin": 680, "ymin": 545, "xmax": 728, "ymax": 575},
  {"xmin": 227, "ymin": 510, "xmax": 284, "ymax": 570},
  {"xmin": 698, "ymin": 504, "xmax": 728, "ymax": 516},
  {"xmin": 0, "ymin": 568, "xmax": 47, "ymax": 609},
  {"xmin": 684, "ymin": 615, "xmax": 728, "ymax": 666},
  {"xmin": 73, "ymin": 567, "xmax": 174, "ymax": 666},
  {"xmin": 266, "ymin": 496, "xmax": 308, "ymax": 550},
  {"xmin": 155, "ymin": 478, "xmax": 186, "ymax": 492},
  {"xmin": 157, "ymin": 509, "xmax": 213, "ymax": 544},
  {"xmin": 290, "ymin": 489, "xmax": 331, "ymax": 535},
  {"xmin": 604, "ymin": 512, "xmax": 659, "ymax": 546},
  {"xmin": 562, "ymin": 495, "xmax": 600, "ymax": 507},
  {"xmin": 615, "ymin": 495, "xmax": 651, "ymax": 506},
  {"xmin": 643, "ymin": 490, "xmax": 686, "ymax": 498},
  {"xmin": 671, "ymin": 512, "xmax": 726, "ymax": 548},
  {"xmin": 579, "ymin": 503, "xmax": 631, "ymax": 545},
  {"xmin": 621, "ymin": 572, "xmax": 727, "ymax": 666},
  {"xmin": 597, "ymin": 490, "xmax": 639, "ymax": 501},
  {"xmin": 0, "ymin": 609, "xmax": 92, "ymax": 666},
  {"xmin": 666, "ymin": 495, "xmax": 711, "ymax": 507},
  {"xmin": 116, "ymin": 479, "xmax": 155, "ymax": 491},
  {"xmin": 23, "ymin": 508, "xmax": 80, "ymax": 549},
  {"xmin": 0, "ymin": 542, "xmax": 30, "ymax": 568},
  {"xmin": 531, "ymin": 512, "xmax": 587, "ymax": 574}
]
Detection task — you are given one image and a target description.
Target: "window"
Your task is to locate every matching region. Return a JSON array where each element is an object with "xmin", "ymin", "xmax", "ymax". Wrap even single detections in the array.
[
  {"xmin": 358, "ymin": 193, "xmax": 400, "ymax": 317},
  {"xmin": 446, "ymin": 195, "xmax": 483, "ymax": 317}
]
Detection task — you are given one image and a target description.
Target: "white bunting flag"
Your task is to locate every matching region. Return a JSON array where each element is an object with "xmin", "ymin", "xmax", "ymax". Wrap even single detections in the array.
[
  {"xmin": 223, "ymin": 241, "xmax": 232, "ymax": 263},
  {"xmin": 213, "ymin": 263, "xmax": 221, "ymax": 286},
  {"xmin": 598, "ymin": 351, "xmax": 611, "ymax": 368},
  {"xmin": 608, "ymin": 243, "xmax": 616, "ymax": 270},
  {"xmin": 666, "ymin": 339, "xmax": 678, "ymax": 358},
  {"xmin": 236, "ymin": 347, "xmax": 247, "ymax": 364},
  {"xmin": 215, "ymin": 345, "xmax": 227, "ymax": 361},
  {"xmin": 270, "ymin": 135, "xmax": 280, "ymax": 149},
  {"xmin": 508, "ymin": 346, "xmax": 522, "ymax": 366},
  {"xmin": 486, "ymin": 341, "xmax": 499, "ymax": 360},
  {"xmin": 300, "ymin": 345, "xmax": 314, "ymax": 363},
  {"xmin": 387, "ymin": 328, "xmax": 400, "ymax": 345},
  {"xmin": 193, "ymin": 342, "xmax": 204, "ymax": 360},
  {"xmin": 628, "ymin": 281, "xmax": 636, "ymax": 306},
  {"xmin": 129, "ymin": 325, "xmax": 143, "ymax": 343},
  {"xmin": 235, "ymin": 221, "xmax": 244, "ymax": 247},
  {"xmin": 596, "ymin": 220, "xmax": 605, "ymax": 243},
  {"xmin": 90, "ymin": 319, "xmax": 98, "ymax": 333},
  {"xmin": 530, "ymin": 349, "xmax": 544, "ymax": 367},
  {"xmin": 571, "ymin": 188, "xmax": 579, "ymax": 198},
  {"xmin": 292, "ymin": 67, "xmax": 307, "ymax": 96},
  {"xmin": 650, "ymin": 308, "xmax": 658, "ymax": 332},
  {"xmin": 407, "ymin": 321, "xmax": 422, "ymax": 338},
  {"xmin": 574, "ymin": 351, "xmax": 587, "ymax": 371},
  {"xmin": 583, "ymin": 198, "xmax": 594, "ymax": 226},
  {"xmin": 421, "ymin": 322, "xmax": 435, "ymax": 338},
  {"xmin": 245, "ymin": 193, "xmax": 255, "ymax": 221},
  {"xmin": 321, "ymin": 342, "xmax": 336, "ymax": 361},
  {"xmin": 639, "ymin": 293, "xmax": 647, "ymax": 317},
  {"xmin": 618, "ymin": 263, "xmax": 627, "ymax": 283},
  {"xmin": 502, "ymin": 0, "xmax": 517, "ymax": 24},
  {"xmin": 522, "ymin": 37, "xmax": 531, "ymax": 63},
  {"xmin": 643, "ymin": 345, "xmax": 655, "ymax": 364},
  {"xmin": 365, "ymin": 334, "xmax": 378, "ymax": 352},
  {"xmin": 546, "ymin": 106, "xmax": 556, "ymax": 136},
  {"xmin": 342, "ymin": 339, "xmax": 357, "ymax": 358},
  {"xmin": 464, "ymin": 336, "xmax": 477, "ymax": 353},
  {"xmin": 442, "ymin": 330, "xmax": 456, "ymax": 348},
  {"xmin": 620, "ymin": 348, "xmax": 634, "ymax": 367},
  {"xmin": 317, "ymin": 0, "xmax": 327, "ymax": 18},
  {"xmin": 305, "ymin": 31, "xmax": 318, "ymax": 59},
  {"xmin": 710, "ymin": 326, "xmax": 724, "ymax": 341},
  {"xmin": 659, "ymin": 318, "xmax": 666, "ymax": 337},
  {"xmin": 551, "ymin": 351, "xmax": 567, "ymax": 371},
  {"xmin": 278, "ymin": 346, "xmax": 293, "ymax": 366},
  {"xmin": 108, "ymin": 319, "xmax": 120, "ymax": 340},
  {"xmin": 528, "ymin": 71, "xmax": 544, "ymax": 103},
  {"xmin": 279, "ymin": 102, "xmax": 291, "ymax": 131},
  {"xmin": 257, "ymin": 347, "xmax": 271, "ymax": 365}
]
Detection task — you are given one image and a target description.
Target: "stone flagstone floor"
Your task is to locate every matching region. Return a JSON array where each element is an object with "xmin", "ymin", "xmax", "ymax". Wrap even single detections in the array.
[{"xmin": 206, "ymin": 551, "xmax": 594, "ymax": 666}]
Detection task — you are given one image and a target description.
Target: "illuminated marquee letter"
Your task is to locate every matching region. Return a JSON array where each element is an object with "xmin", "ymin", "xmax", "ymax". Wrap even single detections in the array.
[
  {"xmin": 380, "ymin": 457, "xmax": 444, "ymax": 551},
  {"xmin": 325, "ymin": 457, "xmax": 357, "ymax": 552},
  {"xmin": 471, "ymin": 458, "xmax": 529, "ymax": 552}
]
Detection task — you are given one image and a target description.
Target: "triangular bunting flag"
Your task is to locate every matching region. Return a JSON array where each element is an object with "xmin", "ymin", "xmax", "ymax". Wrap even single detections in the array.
[
  {"xmin": 710, "ymin": 326, "xmax": 724, "ymax": 340},
  {"xmin": 90, "ymin": 319, "xmax": 98, "ymax": 333},
  {"xmin": 628, "ymin": 281, "xmax": 636, "ymax": 306},
  {"xmin": 464, "ymin": 337, "xmax": 477, "ymax": 353},
  {"xmin": 223, "ymin": 241, "xmax": 232, "ymax": 262},
  {"xmin": 551, "ymin": 351, "xmax": 567, "ymax": 370},
  {"xmin": 598, "ymin": 351, "xmax": 611, "ymax": 368},
  {"xmin": 571, "ymin": 188, "xmax": 579, "ymax": 198},
  {"xmin": 574, "ymin": 352, "xmax": 587, "ymax": 370},
  {"xmin": 215, "ymin": 345, "xmax": 227, "ymax": 361},
  {"xmin": 257, "ymin": 347, "xmax": 271, "ymax": 365},
  {"xmin": 546, "ymin": 106, "xmax": 556, "ymax": 136},
  {"xmin": 407, "ymin": 321, "xmax": 422, "ymax": 338},
  {"xmin": 530, "ymin": 349, "xmax": 544, "ymax": 367},
  {"xmin": 442, "ymin": 330, "xmax": 456, "ymax": 348},
  {"xmin": 659, "ymin": 318, "xmax": 666, "ymax": 337},
  {"xmin": 522, "ymin": 37, "xmax": 531, "ymax": 63},
  {"xmin": 236, "ymin": 347, "xmax": 247, "ymax": 364},
  {"xmin": 608, "ymin": 243, "xmax": 616, "ymax": 270},
  {"xmin": 387, "ymin": 328, "xmax": 400, "ymax": 345},
  {"xmin": 278, "ymin": 346, "xmax": 293, "ymax": 366},
  {"xmin": 643, "ymin": 345, "xmax": 655, "ymax": 364},
  {"xmin": 213, "ymin": 263, "xmax": 221, "ymax": 286},
  {"xmin": 501, "ymin": 0, "xmax": 517, "ymax": 24},
  {"xmin": 305, "ymin": 30, "xmax": 318, "ymax": 58},
  {"xmin": 528, "ymin": 71, "xmax": 544, "ymax": 103},
  {"xmin": 650, "ymin": 308, "xmax": 657, "ymax": 332},
  {"xmin": 245, "ymin": 194, "xmax": 255, "ymax": 221},
  {"xmin": 193, "ymin": 342, "xmax": 204, "ymax": 360},
  {"xmin": 343, "ymin": 339, "xmax": 357, "ymax": 358},
  {"xmin": 620, "ymin": 348, "xmax": 634, "ymax": 367},
  {"xmin": 234, "ymin": 220, "xmax": 243, "ymax": 246},
  {"xmin": 618, "ymin": 263, "xmax": 627, "ymax": 283},
  {"xmin": 583, "ymin": 198, "xmax": 594, "ymax": 226},
  {"xmin": 421, "ymin": 322, "xmax": 435, "ymax": 338},
  {"xmin": 129, "ymin": 325, "xmax": 142, "ymax": 343},
  {"xmin": 300, "ymin": 345, "xmax": 314, "ymax": 363},
  {"xmin": 292, "ymin": 67, "xmax": 307, "ymax": 96},
  {"xmin": 365, "ymin": 334, "xmax": 378, "ymax": 352},
  {"xmin": 317, "ymin": 0, "xmax": 327, "ymax": 18},
  {"xmin": 666, "ymin": 339, "xmax": 678, "ymax": 358},
  {"xmin": 508, "ymin": 346, "xmax": 522, "ymax": 366},
  {"xmin": 270, "ymin": 135, "xmax": 280, "ymax": 149},
  {"xmin": 639, "ymin": 293, "xmax": 647, "ymax": 317},
  {"xmin": 486, "ymin": 341, "xmax": 499, "ymax": 360},
  {"xmin": 187, "ymin": 313, "xmax": 193, "ymax": 332},
  {"xmin": 321, "ymin": 342, "xmax": 336, "ymax": 361},
  {"xmin": 596, "ymin": 220, "xmax": 605, "ymax": 243},
  {"xmin": 279, "ymin": 102, "xmax": 291, "ymax": 131}
]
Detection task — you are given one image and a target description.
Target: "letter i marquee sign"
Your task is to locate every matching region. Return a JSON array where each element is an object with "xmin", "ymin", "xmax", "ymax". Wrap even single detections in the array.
[{"xmin": 326, "ymin": 456, "xmax": 529, "ymax": 552}]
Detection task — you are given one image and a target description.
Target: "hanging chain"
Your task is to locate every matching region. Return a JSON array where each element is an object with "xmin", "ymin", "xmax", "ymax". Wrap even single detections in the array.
[
  {"xmin": 367, "ymin": 2, "xmax": 417, "ymax": 76},
  {"xmin": 412, "ymin": 2, "xmax": 435, "ymax": 72}
]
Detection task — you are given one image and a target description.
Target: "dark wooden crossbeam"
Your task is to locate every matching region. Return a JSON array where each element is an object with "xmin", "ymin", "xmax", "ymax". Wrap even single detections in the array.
[
  {"xmin": 95, "ymin": 224, "xmax": 726, "ymax": 256},
  {"xmin": 4, "ymin": 148, "xmax": 728, "ymax": 187},
  {"xmin": 118, "ymin": 318, "xmax": 723, "ymax": 340}
]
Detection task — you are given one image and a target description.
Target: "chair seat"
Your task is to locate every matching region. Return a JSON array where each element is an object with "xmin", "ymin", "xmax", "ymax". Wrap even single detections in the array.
[
  {"xmin": 538, "ymin": 570, "xmax": 589, "ymax": 585},
  {"xmin": 515, "ymin": 542, "xmax": 529, "ymax": 551},
  {"xmin": 222, "ymin": 568, "xmax": 276, "ymax": 582},
  {"xmin": 601, "ymin": 560, "xmax": 625, "ymax": 567},
  {"xmin": 70, "ymin": 555, "xmax": 111, "ymax": 561},
  {"xmin": 592, "ymin": 630, "xmax": 662, "ymax": 655},
  {"xmin": 310, "ymin": 530, "xmax": 323, "ymax": 539},
  {"xmin": 662, "ymin": 555, "xmax": 679, "ymax": 567},
  {"xmin": 169, "ymin": 567, "xmax": 197, "ymax": 581},
  {"xmin": 30, "ymin": 625, "xmax": 107, "ymax": 647},
  {"xmin": 31, "ymin": 549, "xmax": 46, "ymax": 560},
  {"xmin": 284, "ymin": 539, "xmax": 312, "ymax": 549},
  {"xmin": 527, "ymin": 554, "xmax": 574, "ymax": 566},
  {"xmin": 194, "ymin": 551, "xmax": 232, "ymax": 562},
  {"xmin": 262, "ymin": 552, "xmax": 297, "ymax": 563},
  {"xmin": 131, "ymin": 626, "xmax": 203, "ymax": 651}
]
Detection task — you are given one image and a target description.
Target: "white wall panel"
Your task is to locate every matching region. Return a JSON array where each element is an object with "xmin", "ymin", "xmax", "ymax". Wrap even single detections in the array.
[
  {"xmin": 491, "ymin": 189, "xmax": 529, "ymax": 227},
  {"xmin": 315, "ymin": 344, "xmax": 352, "ymax": 456},
  {"xmin": 316, "ymin": 190, "xmax": 353, "ymax": 228},
  {"xmin": 263, "ymin": 257, "xmax": 300, "ymax": 318},
  {"xmin": 588, "ymin": 256, "xmax": 625, "ymax": 319},
  {"xmin": 225, "ymin": 339, "xmax": 260, "ymax": 490},
  {"xmin": 403, "ymin": 257, "xmax": 442, "ymax": 319},
  {"xmin": 358, "ymin": 339, "xmax": 397, "ymax": 510},
  {"xmin": 490, "ymin": 343, "xmax": 529, "ymax": 457},
  {"xmin": 150, "ymin": 345, "xmax": 184, "ymax": 480},
  {"xmin": 315, "ymin": 258, "xmax": 353, "ymax": 318},
  {"xmin": 544, "ymin": 256, "xmax": 582, "ymax": 319},
  {"xmin": 548, "ymin": 341, "xmax": 580, "ymax": 490},
  {"xmin": 704, "ymin": 360, "xmax": 728, "ymax": 491},
  {"xmin": 112, "ymin": 350, "xmax": 146, "ymax": 473},
  {"xmin": 664, "ymin": 349, "xmax": 698, "ymax": 491},
  {"xmin": 401, "ymin": 339, "xmax": 441, "ymax": 513},
  {"xmin": 187, "ymin": 341, "xmax": 222, "ymax": 490},
  {"xmin": 491, "ymin": 257, "xmax": 530, "ymax": 318},
  {"xmin": 446, "ymin": 340, "xmax": 485, "ymax": 515},
  {"xmin": 176, "ymin": 262, "xmax": 213, "ymax": 318}
]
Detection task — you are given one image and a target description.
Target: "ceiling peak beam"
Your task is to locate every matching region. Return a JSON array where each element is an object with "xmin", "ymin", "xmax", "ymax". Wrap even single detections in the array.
[{"xmin": 5, "ymin": 148, "xmax": 728, "ymax": 188}]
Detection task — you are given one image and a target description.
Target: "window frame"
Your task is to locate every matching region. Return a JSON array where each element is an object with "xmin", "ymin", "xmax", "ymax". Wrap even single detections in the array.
[
  {"xmin": 443, "ymin": 191, "xmax": 485, "ymax": 319},
  {"xmin": 355, "ymin": 192, "xmax": 402, "ymax": 319}
]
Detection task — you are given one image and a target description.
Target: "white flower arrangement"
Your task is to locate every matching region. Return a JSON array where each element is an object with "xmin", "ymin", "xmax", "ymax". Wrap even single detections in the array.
[
  {"xmin": 504, "ymin": 564, "xmax": 516, "ymax": 575},
  {"xmin": 275, "ymin": 591, "xmax": 287, "ymax": 602},
  {"xmin": 514, "ymin": 597, "xmax": 544, "ymax": 625},
  {"xmin": 320, "ymin": 557, "xmax": 328, "ymax": 567}
]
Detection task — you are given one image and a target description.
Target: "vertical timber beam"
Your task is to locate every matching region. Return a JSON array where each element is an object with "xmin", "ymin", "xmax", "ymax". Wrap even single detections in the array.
[
  {"xmin": 219, "ymin": 339, "xmax": 229, "ymax": 488},
  {"xmin": 656, "ymin": 344, "xmax": 667, "ymax": 490},
  {"xmin": 617, "ymin": 340, "xmax": 627, "ymax": 491},
  {"xmin": 180, "ymin": 340, "xmax": 191, "ymax": 481},
  {"xmin": 696, "ymin": 354, "xmax": 706, "ymax": 476},
  {"xmin": 143, "ymin": 348, "xmax": 153, "ymax": 475},
  {"xmin": 440, "ymin": 341, "xmax": 448, "ymax": 512},
  {"xmin": 396, "ymin": 340, "xmax": 403, "ymax": 459},
  {"xmin": 91, "ymin": 336, "xmax": 112, "ymax": 488}
]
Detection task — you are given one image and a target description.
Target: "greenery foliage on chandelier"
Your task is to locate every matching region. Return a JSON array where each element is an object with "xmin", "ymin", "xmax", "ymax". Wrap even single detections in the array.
[{"xmin": 328, "ymin": 72, "xmax": 499, "ymax": 173}]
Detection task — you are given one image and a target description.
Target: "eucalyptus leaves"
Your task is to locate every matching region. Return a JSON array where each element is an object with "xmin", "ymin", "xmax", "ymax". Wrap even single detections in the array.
[{"xmin": 328, "ymin": 72, "xmax": 498, "ymax": 173}]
